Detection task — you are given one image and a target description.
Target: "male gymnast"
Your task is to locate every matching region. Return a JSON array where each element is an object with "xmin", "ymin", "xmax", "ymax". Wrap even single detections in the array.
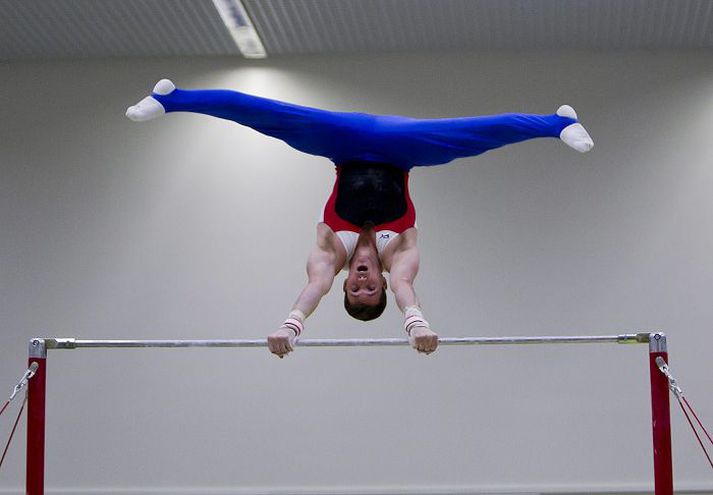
[{"xmin": 127, "ymin": 79, "xmax": 593, "ymax": 357}]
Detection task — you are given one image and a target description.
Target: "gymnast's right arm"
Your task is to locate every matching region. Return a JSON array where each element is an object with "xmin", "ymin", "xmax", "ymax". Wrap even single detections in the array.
[{"xmin": 267, "ymin": 225, "xmax": 341, "ymax": 358}]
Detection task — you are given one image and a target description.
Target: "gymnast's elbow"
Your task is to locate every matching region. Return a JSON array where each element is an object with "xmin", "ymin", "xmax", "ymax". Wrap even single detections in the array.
[
  {"xmin": 308, "ymin": 277, "xmax": 334, "ymax": 297},
  {"xmin": 388, "ymin": 277, "xmax": 414, "ymax": 294}
]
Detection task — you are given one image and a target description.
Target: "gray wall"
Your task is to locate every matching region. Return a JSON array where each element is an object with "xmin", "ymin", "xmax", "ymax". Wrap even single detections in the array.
[{"xmin": 1, "ymin": 50, "xmax": 712, "ymax": 493}]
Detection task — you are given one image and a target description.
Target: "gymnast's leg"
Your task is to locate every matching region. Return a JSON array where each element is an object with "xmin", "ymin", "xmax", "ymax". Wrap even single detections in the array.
[
  {"xmin": 369, "ymin": 106, "xmax": 593, "ymax": 168},
  {"xmin": 126, "ymin": 79, "xmax": 375, "ymax": 161}
]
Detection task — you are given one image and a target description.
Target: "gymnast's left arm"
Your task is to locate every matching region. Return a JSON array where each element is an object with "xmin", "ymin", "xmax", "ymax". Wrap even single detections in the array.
[{"xmin": 388, "ymin": 242, "xmax": 439, "ymax": 355}]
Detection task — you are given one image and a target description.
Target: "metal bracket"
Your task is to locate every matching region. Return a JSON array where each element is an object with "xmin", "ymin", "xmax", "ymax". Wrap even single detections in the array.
[
  {"xmin": 46, "ymin": 338, "xmax": 76, "ymax": 350},
  {"xmin": 29, "ymin": 338, "xmax": 77, "ymax": 352},
  {"xmin": 649, "ymin": 332, "xmax": 667, "ymax": 353},
  {"xmin": 619, "ymin": 332, "xmax": 652, "ymax": 344},
  {"xmin": 28, "ymin": 338, "xmax": 47, "ymax": 359}
]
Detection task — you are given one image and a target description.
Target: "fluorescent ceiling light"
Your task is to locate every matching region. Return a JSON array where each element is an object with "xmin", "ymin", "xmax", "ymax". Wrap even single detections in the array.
[{"xmin": 212, "ymin": 0, "xmax": 267, "ymax": 59}]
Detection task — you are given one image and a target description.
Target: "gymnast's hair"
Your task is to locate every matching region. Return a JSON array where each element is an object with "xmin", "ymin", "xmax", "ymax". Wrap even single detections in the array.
[{"xmin": 344, "ymin": 288, "xmax": 387, "ymax": 321}]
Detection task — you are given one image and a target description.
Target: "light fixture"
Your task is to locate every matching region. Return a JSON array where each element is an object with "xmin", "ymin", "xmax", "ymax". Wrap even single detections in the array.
[{"xmin": 212, "ymin": 0, "xmax": 267, "ymax": 59}]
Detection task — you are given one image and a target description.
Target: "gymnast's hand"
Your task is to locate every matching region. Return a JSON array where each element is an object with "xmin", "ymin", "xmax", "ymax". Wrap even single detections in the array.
[
  {"xmin": 267, "ymin": 327, "xmax": 297, "ymax": 358},
  {"xmin": 409, "ymin": 326, "xmax": 439, "ymax": 355}
]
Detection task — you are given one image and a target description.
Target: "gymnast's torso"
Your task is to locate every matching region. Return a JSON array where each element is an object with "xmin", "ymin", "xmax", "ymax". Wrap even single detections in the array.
[{"xmin": 320, "ymin": 161, "xmax": 417, "ymax": 270}]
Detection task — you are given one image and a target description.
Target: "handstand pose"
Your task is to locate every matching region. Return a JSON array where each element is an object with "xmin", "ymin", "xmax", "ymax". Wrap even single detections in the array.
[{"xmin": 127, "ymin": 79, "xmax": 593, "ymax": 357}]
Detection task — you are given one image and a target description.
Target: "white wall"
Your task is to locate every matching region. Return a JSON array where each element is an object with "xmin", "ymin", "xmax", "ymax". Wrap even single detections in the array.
[{"xmin": 1, "ymin": 50, "xmax": 712, "ymax": 494}]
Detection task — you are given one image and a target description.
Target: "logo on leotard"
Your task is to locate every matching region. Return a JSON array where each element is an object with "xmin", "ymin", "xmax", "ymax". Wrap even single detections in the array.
[{"xmin": 380, "ymin": 233, "xmax": 390, "ymax": 239}]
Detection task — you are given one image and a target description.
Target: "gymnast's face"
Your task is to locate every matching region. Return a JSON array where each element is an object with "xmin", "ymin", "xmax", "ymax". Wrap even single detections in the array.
[{"xmin": 343, "ymin": 263, "xmax": 387, "ymax": 307}]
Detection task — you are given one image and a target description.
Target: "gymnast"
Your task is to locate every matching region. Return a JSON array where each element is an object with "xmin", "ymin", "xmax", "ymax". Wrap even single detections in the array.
[{"xmin": 126, "ymin": 79, "xmax": 593, "ymax": 357}]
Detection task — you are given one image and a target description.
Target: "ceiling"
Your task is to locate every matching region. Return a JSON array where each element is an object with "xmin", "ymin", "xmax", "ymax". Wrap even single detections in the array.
[{"xmin": 2, "ymin": 0, "xmax": 712, "ymax": 62}]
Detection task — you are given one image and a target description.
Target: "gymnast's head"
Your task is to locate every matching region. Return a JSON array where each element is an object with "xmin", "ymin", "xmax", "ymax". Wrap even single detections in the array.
[{"xmin": 343, "ymin": 260, "xmax": 388, "ymax": 321}]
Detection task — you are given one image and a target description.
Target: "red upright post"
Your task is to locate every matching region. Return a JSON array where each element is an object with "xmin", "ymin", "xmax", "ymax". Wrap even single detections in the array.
[
  {"xmin": 27, "ymin": 339, "xmax": 47, "ymax": 495},
  {"xmin": 649, "ymin": 332, "xmax": 673, "ymax": 495}
]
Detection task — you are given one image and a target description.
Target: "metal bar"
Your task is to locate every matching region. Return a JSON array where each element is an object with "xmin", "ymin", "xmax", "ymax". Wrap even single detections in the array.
[
  {"xmin": 27, "ymin": 339, "xmax": 47, "ymax": 495},
  {"xmin": 649, "ymin": 333, "xmax": 673, "ymax": 495},
  {"xmin": 42, "ymin": 333, "xmax": 650, "ymax": 350}
]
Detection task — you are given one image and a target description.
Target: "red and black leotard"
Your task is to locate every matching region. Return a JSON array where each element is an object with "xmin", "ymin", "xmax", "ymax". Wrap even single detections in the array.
[{"xmin": 320, "ymin": 162, "xmax": 416, "ymax": 265}]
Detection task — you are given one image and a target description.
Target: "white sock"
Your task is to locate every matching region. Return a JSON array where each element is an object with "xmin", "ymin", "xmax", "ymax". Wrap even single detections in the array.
[
  {"xmin": 152, "ymin": 79, "xmax": 175, "ymax": 95},
  {"xmin": 557, "ymin": 105, "xmax": 594, "ymax": 153},
  {"xmin": 125, "ymin": 79, "xmax": 176, "ymax": 122}
]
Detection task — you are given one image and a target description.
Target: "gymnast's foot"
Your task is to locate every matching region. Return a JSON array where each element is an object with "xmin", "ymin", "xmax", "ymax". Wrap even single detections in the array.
[
  {"xmin": 125, "ymin": 79, "xmax": 176, "ymax": 122},
  {"xmin": 557, "ymin": 105, "xmax": 594, "ymax": 153}
]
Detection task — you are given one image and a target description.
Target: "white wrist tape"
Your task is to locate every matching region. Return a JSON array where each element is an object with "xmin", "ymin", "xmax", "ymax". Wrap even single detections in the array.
[
  {"xmin": 281, "ymin": 317, "xmax": 303, "ymax": 337},
  {"xmin": 403, "ymin": 306, "xmax": 429, "ymax": 336},
  {"xmin": 288, "ymin": 309, "xmax": 306, "ymax": 323}
]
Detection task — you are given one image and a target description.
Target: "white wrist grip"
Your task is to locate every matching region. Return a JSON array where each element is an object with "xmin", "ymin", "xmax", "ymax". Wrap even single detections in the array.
[
  {"xmin": 403, "ymin": 306, "xmax": 429, "ymax": 336},
  {"xmin": 281, "ymin": 317, "xmax": 303, "ymax": 337}
]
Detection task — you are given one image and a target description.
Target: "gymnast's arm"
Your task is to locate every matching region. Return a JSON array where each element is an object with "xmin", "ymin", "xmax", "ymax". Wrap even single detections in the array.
[
  {"xmin": 267, "ymin": 225, "xmax": 341, "ymax": 358},
  {"xmin": 387, "ymin": 232, "xmax": 439, "ymax": 354}
]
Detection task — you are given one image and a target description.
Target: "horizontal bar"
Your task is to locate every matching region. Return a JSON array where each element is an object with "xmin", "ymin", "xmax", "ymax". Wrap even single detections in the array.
[{"xmin": 38, "ymin": 333, "xmax": 651, "ymax": 350}]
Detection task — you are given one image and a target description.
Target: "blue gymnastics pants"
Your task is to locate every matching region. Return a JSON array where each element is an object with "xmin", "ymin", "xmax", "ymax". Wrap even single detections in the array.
[{"xmin": 154, "ymin": 88, "xmax": 575, "ymax": 171}]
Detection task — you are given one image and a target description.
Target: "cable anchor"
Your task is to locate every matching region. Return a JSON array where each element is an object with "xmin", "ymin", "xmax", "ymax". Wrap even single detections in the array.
[
  {"xmin": 655, "ymin": 356, "xmax": 683, "ymax": 401},
  {"xmin": 8, "ymin": 362, "xmax": 39, "ymax": 402}
]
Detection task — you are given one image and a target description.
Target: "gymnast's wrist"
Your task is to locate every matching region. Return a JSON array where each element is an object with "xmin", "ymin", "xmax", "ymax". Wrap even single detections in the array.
[
  {"xmin": 281, "ymin": 310, "xmax": 305, "ymax": 337},
  {"xmin": 403, "ymin": 306, "xmax": 430, "ymax": 336}
]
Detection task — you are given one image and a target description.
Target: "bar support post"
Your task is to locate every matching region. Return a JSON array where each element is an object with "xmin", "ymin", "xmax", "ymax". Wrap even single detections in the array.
[
  {"xmin": 27, "ymin": 338, "xmax": 47, "ymax": 495},
  {"xmin": 649, "ymin": 332, "xmax": 673, "ymax": 495}
]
